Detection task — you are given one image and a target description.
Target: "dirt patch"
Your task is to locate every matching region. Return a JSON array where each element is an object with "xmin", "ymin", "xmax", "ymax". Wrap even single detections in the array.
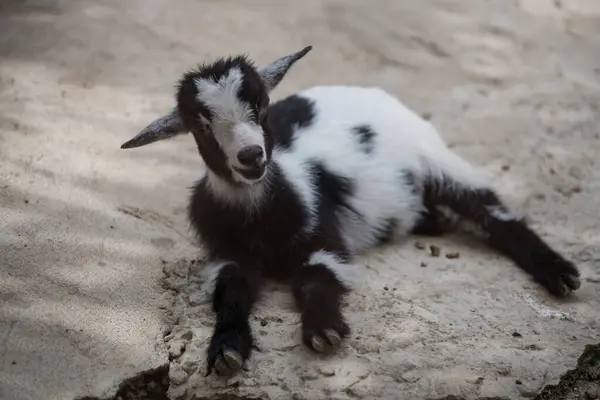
[
  {"xmin": 77, "ymin": 365, "xmax": 170, "ymax": 400},
  {"xmin": 534, "ymin": 343, "xmax": 600, "ymax": 400},
  {"xmin": 429, "ymin": 396, "xmax": 509, "ymax": 400},
  {"xmin": 155, "ymin": 254, "xmax": 600, "ymax": 399},
  {"xmin": 76, "ymin": 364, "xmax": 260, "ymax": 400},
  {"xmin": 82, "ymin": 342, "xmax": 599, "ymax": 399},
  {"xmin": 425, "ymin": 344, "xmax": 600, "ymax": 399}
]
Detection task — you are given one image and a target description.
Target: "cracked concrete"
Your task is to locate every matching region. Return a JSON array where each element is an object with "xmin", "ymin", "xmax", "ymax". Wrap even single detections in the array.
[{"xmin": 1, "ymin": 0, "xmax": 600, "ymax": 399}]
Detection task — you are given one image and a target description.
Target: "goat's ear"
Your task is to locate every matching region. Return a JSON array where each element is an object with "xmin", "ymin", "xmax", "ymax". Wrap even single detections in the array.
[
  {"xmin": 120, "ymin": 108, "xmax": 186, "ymax": 149},
  {"xmin": 257, "ymin": 45, "xmax": 313, "ymax": 93}
]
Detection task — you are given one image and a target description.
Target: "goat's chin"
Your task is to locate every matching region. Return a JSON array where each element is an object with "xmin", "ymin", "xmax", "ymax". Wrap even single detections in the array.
[{"xmin": 232, "ymin": 166, "xmax": 268, "ymax": 186}]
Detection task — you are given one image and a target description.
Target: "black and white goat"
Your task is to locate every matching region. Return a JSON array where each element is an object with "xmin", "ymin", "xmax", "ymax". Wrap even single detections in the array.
[{"xmin": 121, "ymin": 46, "xmax": 581, "ymax": 377}]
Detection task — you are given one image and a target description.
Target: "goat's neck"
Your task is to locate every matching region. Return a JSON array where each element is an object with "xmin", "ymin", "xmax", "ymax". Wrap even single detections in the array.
[{"xmin": 205, "ymin": 169, "xmax": 272, "ymax": 212}]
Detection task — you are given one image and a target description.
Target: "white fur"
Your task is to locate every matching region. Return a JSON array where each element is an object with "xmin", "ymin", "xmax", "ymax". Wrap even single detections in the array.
[
  {"xmin": 200, "ymin": 260, "xmax": 230, "ymax": 299},
  {"xmin": 271, "ymin": 85, "xmax": 488, "ymax": 253},
  {"xmin": 195, "ymin": 67, "xmax": 266, "ymax": 182},
  {"xmin": 194, "ymin": 83, "xmax": 493, "ymax": 293},
  {"xmin": 206, "ymin": 169, "xmax": 271, "ymax": 212},
  {"xmin": 275, "ymin": 150, "xmax": 320, "ymax": 236},
  {"xmin": 308, "ymin": 250, "xmax": 358, "ymax": 290},
  {"xmin": 129, "ymin": 54, "xmax": 503, "ymax": 301},
  {"xmin": 486, "ymin": 205, "xmax": 519, "ymax": 222},
  {"xmin": 290, "ymin": 86, "xmax": 425, "ymax": 252},
  {"xmin": 202, "ymin": 84, "xmax": 491, "ymax": 255}
]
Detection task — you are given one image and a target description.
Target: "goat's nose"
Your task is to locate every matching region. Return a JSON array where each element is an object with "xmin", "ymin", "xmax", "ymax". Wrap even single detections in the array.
[{"xmin": 237, "ymin": 145, "xmax": 264, "ymax": 166}]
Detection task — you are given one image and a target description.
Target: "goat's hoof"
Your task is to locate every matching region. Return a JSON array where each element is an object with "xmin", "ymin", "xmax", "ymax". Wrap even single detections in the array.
[
  {"xmin": 554, "ymin": 272, "xmax": 581, "ymax": 297},
  {"xmin": 536, "ymin": 256, "xmax": 581, "ymax": 297},
  {"xmin": 205, "ymin": 328, "xmax": 252, "ymax": 377},
  {"xmin": 302, "ymin": 310, "xmax": 350, "ymax": 355},
  {"xmin": 214, "ymin": 349, "xmax": 243, "ymax": 376},
  {"xmin": 309, "ymin": 328, "xmax": 345, "ymax": 354}
]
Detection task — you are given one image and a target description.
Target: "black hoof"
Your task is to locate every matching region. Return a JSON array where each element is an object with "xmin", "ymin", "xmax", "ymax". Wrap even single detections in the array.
[
  {"xmin": 310, "ymin": 329, "xmax": 343, "ymax": 354},
  {"xmin": 205, "ymin": 327, "xmax": 253, "ymax": 377},
  {"xmin": 213, "ymin": 349, "xmax": 243, "ymax": 376},
  {"xmin": 535, "ymin": 255, "xmax": 581, "ymax": 297},
  {"xmin": 303, "ymin": 314, "xmax": 350, "ymax": 355}
]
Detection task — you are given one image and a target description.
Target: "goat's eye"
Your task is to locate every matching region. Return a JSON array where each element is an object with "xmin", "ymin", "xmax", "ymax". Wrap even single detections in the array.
[
  {"xmin": 257, "ymin": 92, "xmax": 269, "ymax": 109},
  {"xmin": 256, "ymin": 93, "xmax": 269, "ymax": 120}
]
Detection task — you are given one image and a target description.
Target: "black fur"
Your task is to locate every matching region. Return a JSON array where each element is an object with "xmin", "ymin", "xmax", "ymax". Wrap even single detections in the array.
[
  {"xmin": 310, "ymin": 162, "xmax": 361, "ymax": 219},
  {"xmin": 351, "ymin": 124, "xmax": 376, "ymax": 154},
  {"xmin": 189, "ymin": 164, "xmax": 310, "ymax": 281},
  {"xmin": 292, "ymin": 264, "xmax": 350, "ymax": 352},
  {"xmin": 411, "ymin": 209, "xmax": 446, "ymax": 236},
  {"xmin": 423, "ymin": 176, "xmax": 580, "ymax": 296},
  {"xmin": 177, "ymin": 55, "xmax": 264, "ymax": 124},
  {"xmin": 206, "ymin": 263, "xmax": 262, "ymax": 376},
  {"xmin": 401, "ymin": 170, "xmax": 419, "ymax": 196},
  {"xmin": 268, "ymin": 94, "xmax": 316, "ymax": 150},
  {"xmin": 188, "ymin": 163, "xmax": 355, "ymax": 279},
  {"xmin": 400, "ymin": 170, "xmax": 445, "ymax": 236},
  {"xmin": 376, "ymin": 218, "xmax": 399, "ymax": 244},
  {"xmin": 176, "ymin": 55, "xmax": 274, "ymax": 186},
  {"xmin": 178, "ymin": 55, "xmax": 265, "ymax": 122},
  {"xmin": 174, "ymin": 53, "xmax": 579, "ymax": 377},
  {"xmin": 189, "ymin": 158, "xmax": 354, "ymax": 373}
]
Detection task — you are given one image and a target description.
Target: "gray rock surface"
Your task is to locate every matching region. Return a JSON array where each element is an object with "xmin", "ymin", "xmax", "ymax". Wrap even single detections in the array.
[{"xmin": 1, "ymin": 0, "xmax": 599, "ymax": 399}]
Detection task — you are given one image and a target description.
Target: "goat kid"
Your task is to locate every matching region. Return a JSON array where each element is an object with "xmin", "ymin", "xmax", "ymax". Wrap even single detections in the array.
[{"xmin": 121, "ymin": 46, "xmax": 581, "ymax": 377}]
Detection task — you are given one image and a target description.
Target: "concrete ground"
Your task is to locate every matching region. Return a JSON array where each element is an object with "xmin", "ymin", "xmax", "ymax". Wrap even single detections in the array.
[{"xmin": 1, "ymin": 0, "xmax": 599, "ymax": 399}]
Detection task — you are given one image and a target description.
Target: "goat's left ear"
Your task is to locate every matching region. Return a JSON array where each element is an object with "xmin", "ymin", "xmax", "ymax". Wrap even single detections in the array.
[
  {"xmin": 258, "ymin": 45, "xmax": 313, "ymax": 93},
  {"xmin": 120, "ymin": 108, "xmax": 186, "ymax": 149}
]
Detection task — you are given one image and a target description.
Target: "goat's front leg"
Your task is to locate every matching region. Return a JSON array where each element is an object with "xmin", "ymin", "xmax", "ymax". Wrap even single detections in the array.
[
  {"xmin": 203, "ymin": 261, "xmax": 262, "ymax": 377},
  {"xmin": 292, "ymin": 250, "xmax": 354, "ymax": 354}
]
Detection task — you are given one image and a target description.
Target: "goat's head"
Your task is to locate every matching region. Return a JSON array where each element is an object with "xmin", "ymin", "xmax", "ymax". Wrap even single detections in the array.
[{"xmin": 121, "ymin": 45, "xmax": 313, "ymax": 185}]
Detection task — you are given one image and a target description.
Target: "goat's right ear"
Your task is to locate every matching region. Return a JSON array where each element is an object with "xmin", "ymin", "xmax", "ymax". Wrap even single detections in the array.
[
  {"xmin": 120, "ymin": 108, "xmax": 186, "ymax": 149},
  {"xmin": 257, "ymin": 45, "xmax": 313, "ymax": 93}
]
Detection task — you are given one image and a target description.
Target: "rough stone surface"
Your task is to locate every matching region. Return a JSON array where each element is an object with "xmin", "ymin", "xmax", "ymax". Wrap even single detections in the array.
[
  {"xmin": 77, "ymin": 366, "xmax": 170, "ymax": 400},
  {"xmin": 534, "ymin": 344, "xmax": 600, "ymax": 400},
  {"xmin": 1, "ymin": 0, "xmax": 599, "ymax": 399}
]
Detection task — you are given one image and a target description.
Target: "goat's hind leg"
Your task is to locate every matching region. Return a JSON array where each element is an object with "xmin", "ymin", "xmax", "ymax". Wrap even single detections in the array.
[
  {"xmin": 424, "ymin": 153, "xmax": 581, "ymax": 297},
  {"xmin": 411, "ymin": 199, "xmax": 449, "ymax": 237},
  {"xmin": 292, "ymin": 250, "xmax": 354, "ymax": 354},
  {"xmin": 203, "ymin": 261, "xmax": 262, "ymax": 376}
]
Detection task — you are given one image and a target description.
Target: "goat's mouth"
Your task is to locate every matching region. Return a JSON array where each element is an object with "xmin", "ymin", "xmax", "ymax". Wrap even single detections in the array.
[{"xmin": 233, "ymin": 164, "xmax": 267, "ymax": 183}]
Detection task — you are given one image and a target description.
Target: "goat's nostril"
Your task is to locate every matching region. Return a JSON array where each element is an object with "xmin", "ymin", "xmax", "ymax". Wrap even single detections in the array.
[{"xmin": 237, "ymin": 145, "xmax": 264, "ymax": 166}]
